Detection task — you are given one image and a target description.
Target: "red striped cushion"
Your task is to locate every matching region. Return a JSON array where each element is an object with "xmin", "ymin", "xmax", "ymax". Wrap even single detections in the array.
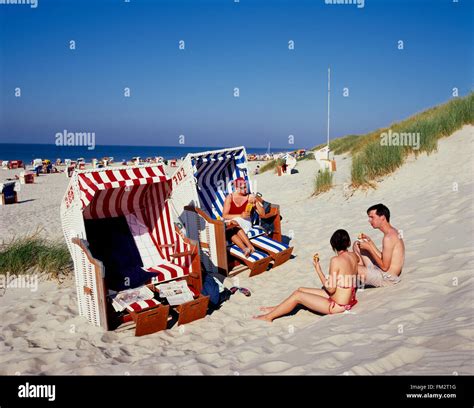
[
  {"xmin": 147, "ymin": 263, "xmax": 189, "ymax": 284},
  {"xmin": 126, "ymin": 298, "xmax": 160, "ymax": 312}
]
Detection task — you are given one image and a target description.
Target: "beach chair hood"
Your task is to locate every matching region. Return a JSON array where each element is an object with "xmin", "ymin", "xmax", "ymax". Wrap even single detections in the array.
[{"xmin": 170, "ymin": 146, "xmax": 252, "ymax": 221}]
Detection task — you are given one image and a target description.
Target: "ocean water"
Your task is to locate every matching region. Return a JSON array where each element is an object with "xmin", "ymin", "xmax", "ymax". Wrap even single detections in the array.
[{"xmin": 0, "ymin": 144, "xmax": 291, "ymax": 164}]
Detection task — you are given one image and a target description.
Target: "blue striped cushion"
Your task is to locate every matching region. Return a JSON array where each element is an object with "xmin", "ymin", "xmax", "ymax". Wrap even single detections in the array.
[
  {"xmin": 229, "ymin": 245, "xmax": 268, "ymax": 263},
  {"xmin": 252, "ymin": 235, "xmax": 289, "ymax": 254},
  {"xmin": 247, "ymin": 226, "xmax": 266, "ymax": 238}
]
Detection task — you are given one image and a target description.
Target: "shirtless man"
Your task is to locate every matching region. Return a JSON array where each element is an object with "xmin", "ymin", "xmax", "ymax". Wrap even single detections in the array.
[{"xmin": 353, "ymin": 203, "xmax": 405, "ymax": 288}]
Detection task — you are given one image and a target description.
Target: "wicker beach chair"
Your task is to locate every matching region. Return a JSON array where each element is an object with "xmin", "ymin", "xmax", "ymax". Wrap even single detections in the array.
[
  {"xmin": 0, "ymin": 181, "xmax": 19, "ymax": 205},
  {"xmin": 170, "ymin": 147, "xmax": 293, "ymax": 277},
  {"xmin": 61, "ymin": 164, "xmax": 208, "ymax": 335},
  {"xmin": 283, "ymin": 153, "xmax": 297, "ymax": 175}
]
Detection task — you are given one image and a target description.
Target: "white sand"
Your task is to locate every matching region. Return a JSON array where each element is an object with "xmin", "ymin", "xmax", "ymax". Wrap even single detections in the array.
[{"xmin": 0, "ymin": 125, "xmax": 472, "ymax": 375}]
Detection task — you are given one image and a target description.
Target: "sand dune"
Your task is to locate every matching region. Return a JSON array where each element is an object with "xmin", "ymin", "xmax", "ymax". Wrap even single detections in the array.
[{"xmin": 0, "ymin": 125, "xmax": 472, "ymax": 375}]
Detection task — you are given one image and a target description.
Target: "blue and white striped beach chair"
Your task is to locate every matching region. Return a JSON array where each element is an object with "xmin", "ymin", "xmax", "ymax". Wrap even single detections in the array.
[{"xmin": 170, "ymin": 147, "xmax": 293, "ymax": 276}]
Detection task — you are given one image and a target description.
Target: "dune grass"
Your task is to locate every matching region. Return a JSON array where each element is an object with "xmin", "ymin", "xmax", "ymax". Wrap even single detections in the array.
[
  {"xmin": 311, "ymin": 143, "xmax": 326, "ymax": 151},
  {"xmin": 307, "ymin": 93, "xmax": 473, "ymax": 187},
  {"xmin": 329, "ymin": 134, "xmax": 363, "ymax": 155},
  {"xmin": 297, "ymin": 153, "xmax": 315, "ymax": 161},
  {"xmin": 259, "ymin": 157, "xmax": 286, "ymax": 173},
  {"xmin": 0, "ymin": 235, "xmax": 73, "ymax": 278},
  {"xmin": 260, "ymin": 152, "xmax": 314, "ymax": 173},
  {"xmin": 314, "ymin": 169, "xmax": 334, "ymax": 195},
  {"xmin": 350, "ymin": 93, "xmax": 473, "ymax": 186}
]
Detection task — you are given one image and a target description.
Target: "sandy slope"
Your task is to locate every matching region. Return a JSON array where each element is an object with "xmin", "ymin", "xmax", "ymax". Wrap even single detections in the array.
[{"xmin": 0, "ymin": 125, "xmax": 472, "ymax": 375}]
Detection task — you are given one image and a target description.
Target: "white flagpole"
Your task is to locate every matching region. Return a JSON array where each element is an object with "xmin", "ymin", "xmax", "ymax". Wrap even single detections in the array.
[{"xmin": 327, "ymin": 67, "xmax": 331, "ymax": 160}]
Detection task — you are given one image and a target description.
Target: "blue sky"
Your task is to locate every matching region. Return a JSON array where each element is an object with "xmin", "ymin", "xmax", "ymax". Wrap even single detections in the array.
[{"xmin": 0, "ymin": 0, "xmax": 472, "ymax": 148}]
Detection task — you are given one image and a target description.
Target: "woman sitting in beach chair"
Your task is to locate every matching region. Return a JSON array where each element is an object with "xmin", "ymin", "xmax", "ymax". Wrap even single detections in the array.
[
  {"xmin": 254, "ymin": 229, "xmax": 359, "ymax": 321},
  {"xmin": 222, "ymin": 178, "xmax": 266, "ymax": 257}
]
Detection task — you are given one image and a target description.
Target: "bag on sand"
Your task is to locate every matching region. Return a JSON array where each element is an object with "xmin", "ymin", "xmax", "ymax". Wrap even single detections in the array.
[
  {"xmin": 259, "ymin": 200, "xmax": 281, "ymax": 235},
  {"xmin": 201, "ymin": 273, "xmax": 231, "ymax": 309}
]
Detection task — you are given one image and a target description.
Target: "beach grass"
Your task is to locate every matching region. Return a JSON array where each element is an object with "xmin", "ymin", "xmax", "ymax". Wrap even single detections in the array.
[
  {"xmin": 310, "ymin": 143, "xmax": 325, "ymax": 151},
  {"xmin": 0, "ymin": 235, "xmax": 73, "ymax": 277},
  {"xmin": 329, "ymin": 134, "xmax": 364, "ymax": 155},
  {"xmin": 258, "ymin": 153, "xmax": 314, "ymax": 173},
  {"xmin": 314, "ymin": 169, "xmax": 333, "ymax": 195},
  {"xmin": 297, "ymin": 153, "xmax": 315, "ymax": 161},
  {"xmin": 351, "ymin": 93, "xmax": 474, "ymax": 187},
  {"xmin": 259, "ymin": 157, "xmax": 286, "ymax": 173},
  {"xmin": 338, "ymin": 93, "xmax": 473, "ymax": 187}
]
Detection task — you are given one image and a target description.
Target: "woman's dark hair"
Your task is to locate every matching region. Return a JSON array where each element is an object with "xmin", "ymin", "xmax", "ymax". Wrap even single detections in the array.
[{"xmin": 330, "ymin": 229, "xmax": 351, "ymax": 252}]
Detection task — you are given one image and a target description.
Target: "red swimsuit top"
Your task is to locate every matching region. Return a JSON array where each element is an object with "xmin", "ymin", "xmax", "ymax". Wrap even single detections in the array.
[{"xmin": 229, "ymin": 194, "xmax": 248, "ymax": 214}]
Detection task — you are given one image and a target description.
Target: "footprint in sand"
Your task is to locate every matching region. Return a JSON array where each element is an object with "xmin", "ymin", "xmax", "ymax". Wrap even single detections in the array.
[
  {"xmin": 257, "ymin": 360, "xmax": 292, "ymax": 374},
  {"xmin": 75, "ymin": 366, "xmax": 100, "ymax": 375},
  {"xmin": 196, "ymin": 353, "xmax": 229, "ymax": 368},
  {"xmin": 333, "ymin": 351, "xmax": 354, "ymax": 361},
  {"xmin": 270, "ymin": 343, "xmax": 299, "ymax": 354},
  {"xmin": 280, "ymin": 366, "xmax": 308, "ymax": 375},
  {"xmin": 312, "ymin": 356, "xmax": 345, "ymax": 370},
  {"xmin": 266, "ymin": 335, "xmax": 283, "ymax": 346},
  {"xmin": 324, "ymin": 333, "xmax": 365, "ymax": 348},
  {"xmin": 153, "ymin": 363, "xmax": 177, "ymax": 373},
  {"xmin": 228, "ymin": 337, "xmax": 247, "ymax": 347},
  {"xmin": 177, "ymin": 364, "xmax": 204, "ymax": 375},
  {"xmin": 351, "ymin": 347, "xmax": 425, "ymax": 375},
  {"xmin": 237, "ymin": 350, "xmax": 263, "ymax": 364},
  {"xmin": 100, "ymin": 332, "xmax": 119, "ymax": 343}
]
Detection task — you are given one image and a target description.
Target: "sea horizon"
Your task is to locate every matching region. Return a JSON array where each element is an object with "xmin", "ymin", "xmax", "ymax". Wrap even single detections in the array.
[{"xmin": 0, "ymin": 143, "xmax": 302, "ymax": 164}]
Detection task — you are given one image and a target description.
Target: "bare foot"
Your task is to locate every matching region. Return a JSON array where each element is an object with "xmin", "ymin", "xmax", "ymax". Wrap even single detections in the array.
[
  {"xmin": 259, "ymin": 306, "xmax": 276, "ymax": 313},
  {"xmin": 253, "ymin": 314, "xmax": 273, "ymax": 322}
]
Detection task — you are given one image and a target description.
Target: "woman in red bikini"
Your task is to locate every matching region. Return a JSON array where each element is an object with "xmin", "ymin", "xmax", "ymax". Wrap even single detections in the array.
[
  {"xmin": 254, "ymin": 229, "xmax": 359, "ymax": 322},
  {"xmin": 222, "ymin": 177, "xmax": 265, "ymax": 257}
]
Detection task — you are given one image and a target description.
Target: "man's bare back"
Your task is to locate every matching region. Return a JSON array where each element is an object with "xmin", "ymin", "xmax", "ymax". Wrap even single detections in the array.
[{"xmin": 382, "ymin": 226, "xmax": 405, "ymax": 277}]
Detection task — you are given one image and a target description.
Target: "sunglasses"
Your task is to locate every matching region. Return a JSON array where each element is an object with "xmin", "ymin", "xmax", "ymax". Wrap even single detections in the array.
[{"xmin": 230, "ymin": 286, "xmax": 251, "ymax": 297}]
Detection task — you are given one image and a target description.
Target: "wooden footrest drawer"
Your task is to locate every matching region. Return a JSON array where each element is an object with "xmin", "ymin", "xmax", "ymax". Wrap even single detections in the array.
[
  {"xmin": 176, "ymin": 295, "xmax": 209, "ymax": 325},
  {"xmin": 130, "ymin": 304, "xmax": 170, "ymax": 336}
]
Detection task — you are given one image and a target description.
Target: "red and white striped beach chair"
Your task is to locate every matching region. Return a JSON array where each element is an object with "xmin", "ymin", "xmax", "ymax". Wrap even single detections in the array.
[{"xmin": 61, "ymin": 164, "xmax": 208, "ymax": 336}]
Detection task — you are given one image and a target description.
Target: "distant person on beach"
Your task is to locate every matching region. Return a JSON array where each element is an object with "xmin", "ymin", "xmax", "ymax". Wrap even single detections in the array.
[
  {"xmin": 222, "ymin": 177, "xmax": 265, "ymax": 257},
  {"xmin": 353, "ymin": 203, "xmax": 405, "ymax": 287},
  {"xmin": 254, "ymin": 229, "xmax": 359, "ymax": 322}
]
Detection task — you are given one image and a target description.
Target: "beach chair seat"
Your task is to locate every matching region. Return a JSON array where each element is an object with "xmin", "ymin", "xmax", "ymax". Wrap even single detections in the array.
[
  {"xmin": 126, "ymin": 298, "xmax": 161, "ymax": 313},
  {"xmin": 247, "ymin": 225, "xmax": 266, "ymax": 239},
  {"xmin": 250, "ymin": 235, "xmax": 293, "ymax": 267},
  {"xmin": 125, "ymin": 213, "xmax": 194, "ymax": 284},
  {"xmin": 228, "ymin": 244, "xmax": 271, "ymax": 277},
  {"xmin": 146, "ymin": 264, "xmax": 189, "ymax": 282}
]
